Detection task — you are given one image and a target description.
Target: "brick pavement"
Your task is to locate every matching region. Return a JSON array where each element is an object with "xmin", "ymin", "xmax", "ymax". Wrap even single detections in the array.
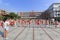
[{"xmin": 0, "ymin": 26, "xmax": 60, "ymax": 40}]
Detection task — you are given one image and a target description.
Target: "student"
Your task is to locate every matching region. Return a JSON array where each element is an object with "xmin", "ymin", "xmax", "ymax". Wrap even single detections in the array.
[
  {"xmin": 27, "ymin": 20, "xmax": 31, "ymax": 28},
  {"xmin": 0, "ymin": 20, "xmax": 4, "ymax": 28},
  {"xmin": 3, "ymin": 19, "xmax": 10, "ymax": 39},
  {"xmin": 13, "ymin": 19, "xmax": 17, "ymax": 28},
  {"xmin": 21, "ymin": 20, "xmax": 24, "ymax": 27},
  {"xmin": 35, "ymin": 19, "xmax": 40, "ymax": 25},
  {"xmin": 9, "ymin": 19, "xmax": 14, "ymax": 26},
  {"xmin": 17, "ymin": 19, "xmax": 20, "ymax": 27},
  {"xmin": 54, "ymin": 21, "xmax": 59, "ymax": 28}
]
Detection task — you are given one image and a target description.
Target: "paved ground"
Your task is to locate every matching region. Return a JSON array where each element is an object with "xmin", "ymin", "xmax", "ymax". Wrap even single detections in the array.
[{"xmin": 0, "ymin": 25, "xmax": 60, "ymax": 40}]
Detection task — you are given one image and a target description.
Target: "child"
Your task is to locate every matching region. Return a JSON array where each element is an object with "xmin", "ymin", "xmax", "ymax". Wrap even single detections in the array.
[
  {"xmin": 21, "ymin": 20, "xmax": 24, "ymax": 27},
  {"xmin": 3, "ymin": 19, "xmax": 10, "ymax": 39}
]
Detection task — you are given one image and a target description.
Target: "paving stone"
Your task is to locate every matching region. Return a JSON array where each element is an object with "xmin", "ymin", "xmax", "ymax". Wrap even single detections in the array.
[{"xmin": 0, "ymin": 25, "xmax": 60, "ymax": 40}]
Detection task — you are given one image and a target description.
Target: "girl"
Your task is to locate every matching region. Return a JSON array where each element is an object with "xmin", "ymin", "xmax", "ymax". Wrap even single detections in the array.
[{"xmin": 3, "ymin": 19, "xmax": 10, "ymax": 39}]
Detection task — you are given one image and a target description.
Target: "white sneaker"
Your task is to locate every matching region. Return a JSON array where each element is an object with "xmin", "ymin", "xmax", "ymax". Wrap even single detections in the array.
[
  {"xmin": 4, "ymin": 38, "xmax": 8, "ymax": 40},
  {"xmin": 6, "ymin": 38, "xmax": 8, "ymax": 39}
]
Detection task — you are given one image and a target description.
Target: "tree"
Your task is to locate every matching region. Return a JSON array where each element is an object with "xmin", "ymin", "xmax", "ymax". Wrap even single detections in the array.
[
  {"xmin": 0, "ymin": 15, "xmax": 4, "ymax": 20},
  {"xmin": 9, "ymin": 12, "xmax": 17, "ymax": 19}
]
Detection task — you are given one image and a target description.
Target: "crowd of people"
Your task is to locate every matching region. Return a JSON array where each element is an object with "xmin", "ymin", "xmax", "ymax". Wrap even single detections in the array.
[{"xmin": 0, "ymin": 18, "xmax": 59, "ymax": 39}]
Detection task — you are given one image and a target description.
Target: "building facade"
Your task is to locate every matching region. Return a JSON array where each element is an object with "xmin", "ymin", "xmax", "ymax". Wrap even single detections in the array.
[
  {"xmin": 0, "ymin": 10, "xmax": 6, "ymax": 15},
  {"xmin": 0, "ymin": 9, "xmax": 8, "ymax": 15},
  {"xmin": 46, "ymin": 3, "xmax": 60, "ymax": 18},
  {"xmin": 17, "ymin": 11, "xmax": 42, "ymax": 19}
]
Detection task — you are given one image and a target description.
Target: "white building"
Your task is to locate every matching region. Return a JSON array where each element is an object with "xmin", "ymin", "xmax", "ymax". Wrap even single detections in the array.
[{"xmin": 46, "ymin": 3, "xmax": 60, "ymax": 18}]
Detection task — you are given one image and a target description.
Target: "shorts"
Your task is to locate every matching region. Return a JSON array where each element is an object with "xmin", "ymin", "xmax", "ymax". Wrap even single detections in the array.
[{"xmin": 4, "ymin": 27, "xmax": 9, "ymax": 30}]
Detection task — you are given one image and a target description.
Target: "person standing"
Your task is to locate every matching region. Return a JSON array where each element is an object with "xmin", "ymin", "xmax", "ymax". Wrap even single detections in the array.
[
  {"xmin": 13, "ymin": 19, "xmax": 17, "ymax": 28},
  {"xmin": 3, "ymin": 19, "xmax": 10, "ymax": 39},
  {"xmin": 21, "ymin": 20, "xmax": 24, "ymax": 27},
  {"xmin": 0, "ymin": 20, "xmax": 4, "ymax": 28}
]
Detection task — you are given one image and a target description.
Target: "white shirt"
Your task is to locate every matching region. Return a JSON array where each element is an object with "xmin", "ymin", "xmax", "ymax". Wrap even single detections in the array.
[{"xmin": 4, "ymin": 21, "xmax": 10, "ymax": 30}]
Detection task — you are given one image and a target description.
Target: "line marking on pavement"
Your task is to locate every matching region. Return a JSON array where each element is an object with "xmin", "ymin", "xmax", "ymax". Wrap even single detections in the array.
[
  {"xmin": 14, "ymin": 27, "xmax": 27, "ymax": 40},
  {"xmin": 50, "ymin": 28, "xmax": 60, "ymax": 34},
  {"xmin": 21, "ymin": 28, "xmax": 30, "ymax": 40},
  {"xmin": 33, "ymin": 27, "xmax": 34, "ymax": 40},
  {"xmin": 42, "ymin": 28, "xmax": 54, "ymax": 40}
]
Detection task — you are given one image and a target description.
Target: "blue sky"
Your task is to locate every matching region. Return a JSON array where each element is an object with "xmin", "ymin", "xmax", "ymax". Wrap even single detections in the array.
[{"xmin": 0, "ymin": 0, "xmax": 60, "ymax": 12}]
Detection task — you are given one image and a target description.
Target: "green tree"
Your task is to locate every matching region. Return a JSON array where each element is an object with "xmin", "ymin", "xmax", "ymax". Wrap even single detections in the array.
[{"xmin": 9, "ymin": 12, "xmax": 17, "ymax": 19}]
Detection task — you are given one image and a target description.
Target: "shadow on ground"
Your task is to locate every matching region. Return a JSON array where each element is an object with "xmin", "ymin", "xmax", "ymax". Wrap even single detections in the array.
[{"xmin": 0, "ymin": 31, "xmax": 4, "ymax": 37}]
